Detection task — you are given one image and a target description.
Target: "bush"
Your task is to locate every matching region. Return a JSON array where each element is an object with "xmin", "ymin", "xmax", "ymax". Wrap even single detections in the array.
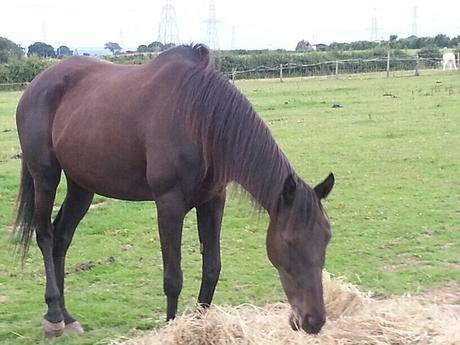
[
  {"xmin": 0, "ymin": 48, "xmax": 419, "ymax": 84},
  {"xmin": 104, "ymin": 53, "xmax": 155, "ymax": 65},
  {"xmin": 0, "ymin": 56, "xmax": 55, "ymax": 83},
  {"xmin": 417, "ymin": 46, "xmax": 441, "ymax": 59},
  {"xmin": 0, "ymin": 64, "xmax": 8, "ymax": 83}
]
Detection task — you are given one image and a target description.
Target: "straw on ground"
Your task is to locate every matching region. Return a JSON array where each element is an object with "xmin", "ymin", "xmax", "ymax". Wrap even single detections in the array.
[{"xmin": 114, "ymin": 272, "xmax": 460, "ymax": 345}]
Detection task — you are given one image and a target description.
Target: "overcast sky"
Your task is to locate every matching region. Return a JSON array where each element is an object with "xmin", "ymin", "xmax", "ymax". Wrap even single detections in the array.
[{"xmin": 2, "ymin": 0, "xmax": 460, "ymax": 51}]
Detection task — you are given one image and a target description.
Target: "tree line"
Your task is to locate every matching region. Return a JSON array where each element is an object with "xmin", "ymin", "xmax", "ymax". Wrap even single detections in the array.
[
  {"xmin": 0, "ymin": 38, "xmax": 76, "ymax": 60},
  {"xmin": 295, "ymin": 34, "xmax": 460, "ymax": 52},
  {"xmin": 2, "ymin": 33, "xmax": 459, "ymax": 62}
]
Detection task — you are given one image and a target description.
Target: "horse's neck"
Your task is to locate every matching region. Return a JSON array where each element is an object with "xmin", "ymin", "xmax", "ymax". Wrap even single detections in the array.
[
  {"xmin": 184, "ymin": 72, "xmax": 292, "ymax": 211},
  {"xmin": 227, "ymin": 135, "xmax": 292, "ymax": 212}
]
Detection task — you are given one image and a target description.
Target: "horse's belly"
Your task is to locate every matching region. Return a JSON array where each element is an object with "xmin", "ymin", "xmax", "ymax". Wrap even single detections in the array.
[
  {"xmin": 52, "ymin": 112, "xmax": 153, "ymax": 201},
  {"xmin": 57, "ymin": 150, "xmax": 152, "ymax": 201},
  {"xmin": 61, "ymin": 160, "xmax": 152, "ymax": 201}
]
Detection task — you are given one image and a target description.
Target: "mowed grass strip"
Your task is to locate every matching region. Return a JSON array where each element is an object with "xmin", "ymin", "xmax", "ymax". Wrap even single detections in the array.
[{"xmin": 0, "ymin": 71, "xmax": 459, "ymax": 345}]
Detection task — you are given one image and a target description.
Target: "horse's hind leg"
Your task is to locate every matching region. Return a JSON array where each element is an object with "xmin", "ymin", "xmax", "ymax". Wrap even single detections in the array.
[
  {"xmin": 52, "ymin": 177, "xmax": 93, "ymax": 334},
  {"xmin": 30, "ymin": 163, "xmax": 64, "ymax": 336},
  {"xmin": 16, "ymin": 80, "xmax": 71, "ymax": 336}
]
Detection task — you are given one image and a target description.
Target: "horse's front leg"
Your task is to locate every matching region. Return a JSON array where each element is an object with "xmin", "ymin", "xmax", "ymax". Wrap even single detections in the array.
[
  {"xmin": 196, "ymin": 191, "xmax": 226, "ymax": 307},
  {"xmin": 156, "ymin": 190, "xmax": 187, "ymax": 321}
]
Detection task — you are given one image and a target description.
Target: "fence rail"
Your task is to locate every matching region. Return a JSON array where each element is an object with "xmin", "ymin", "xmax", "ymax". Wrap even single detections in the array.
[
  {"xmin": 223, "ymin": 56, "xmax": 445, "ymax": 81},
  {"xmin": 0, "ymin": 82, "xmax": 29, "ymax": 91}
]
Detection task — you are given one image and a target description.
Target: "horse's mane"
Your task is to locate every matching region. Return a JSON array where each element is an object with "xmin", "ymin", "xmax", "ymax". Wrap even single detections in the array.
[
  {"xmin": 155, "ymin": 43, "xmax": 215, "ymax": 70},
  {"xmin": 168, "ymin": 44, "xmax": 295, "ymax": 211}
]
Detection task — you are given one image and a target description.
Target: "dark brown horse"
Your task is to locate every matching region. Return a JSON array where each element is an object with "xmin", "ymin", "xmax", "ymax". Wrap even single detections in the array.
[{"xmin": 14, "ymin": 44, "xmax": 334, "ymax": 337}]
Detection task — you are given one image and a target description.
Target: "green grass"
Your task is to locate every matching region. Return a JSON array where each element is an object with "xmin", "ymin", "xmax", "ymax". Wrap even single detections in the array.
[{"xmin": 1, "ymin": 71, "xmax": 459, "ymax": 344}]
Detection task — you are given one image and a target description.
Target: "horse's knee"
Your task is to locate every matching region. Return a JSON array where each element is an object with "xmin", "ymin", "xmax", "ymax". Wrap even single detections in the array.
[
  {"xmin": 163, "ymin": 270, "xmax": 183, "ymax": 297},
  {"xmin": 204, "ymin": 264, "xmax": 221, "ymax": 286}
]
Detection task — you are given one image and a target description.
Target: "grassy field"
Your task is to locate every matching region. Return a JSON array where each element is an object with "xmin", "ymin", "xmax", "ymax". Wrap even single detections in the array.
[{"xmin": 0, "ymin": 71, "xmax": 459, "ymax": 344}]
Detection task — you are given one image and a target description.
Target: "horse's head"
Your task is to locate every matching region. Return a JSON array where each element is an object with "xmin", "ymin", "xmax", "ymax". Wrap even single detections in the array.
[{"xmin": 267, "ymin": 173, "xmax": 334, "ymax": 334}]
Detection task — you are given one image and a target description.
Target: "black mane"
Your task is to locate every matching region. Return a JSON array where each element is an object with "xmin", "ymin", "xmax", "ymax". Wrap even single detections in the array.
[{"xmin": 169, "ymin": 44, "xmax": 297, "ymax": 211}]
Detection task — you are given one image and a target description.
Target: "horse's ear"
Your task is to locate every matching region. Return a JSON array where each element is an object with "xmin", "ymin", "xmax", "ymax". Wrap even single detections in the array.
[
  {"xmin": 314, "ymin": 173, "xmax": 334, "ymax": 199},
  {"xmin": 282, "ymin": 174, "xmax": 296, "ymax": 204}
]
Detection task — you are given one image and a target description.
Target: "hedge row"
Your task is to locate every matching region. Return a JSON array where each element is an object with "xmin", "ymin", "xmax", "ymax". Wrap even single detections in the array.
[{"xmin": 0, "ymin": 56, "xmax": 55, "ymax": 84}]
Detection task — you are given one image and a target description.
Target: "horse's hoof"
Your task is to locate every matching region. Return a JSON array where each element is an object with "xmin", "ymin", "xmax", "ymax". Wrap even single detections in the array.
[
  {"xmin": 64, "ymin": 321, "xmax": 85, "ymax": 334},
  {"xmin": 42, "ymin": 319, "xmax": 65, "ymax": 337}
]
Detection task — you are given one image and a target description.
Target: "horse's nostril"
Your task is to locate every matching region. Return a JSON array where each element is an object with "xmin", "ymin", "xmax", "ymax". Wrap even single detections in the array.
[{"xmin": 303, "ymin": 314, "xmax": 326, "ymax": 334}]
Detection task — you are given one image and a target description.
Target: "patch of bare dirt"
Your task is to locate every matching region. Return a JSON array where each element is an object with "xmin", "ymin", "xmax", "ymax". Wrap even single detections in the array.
[
  {"xmin": 89, "ymin": 200, "xmax": 114, "ymax": 210},
  {"xmin": 383, "ymin": 256, "xmax": 421, "ymax": 272},
  {"xmin": 416, "ymin": 283, "xmax": 460, "ymax": 305},
  {"xmin": 52, "ymin": 199, "xmax": 114, "ymax": 212},
  {"xmin": 68, "ymin": 256, "xmax": 116, "ymax": 275}
]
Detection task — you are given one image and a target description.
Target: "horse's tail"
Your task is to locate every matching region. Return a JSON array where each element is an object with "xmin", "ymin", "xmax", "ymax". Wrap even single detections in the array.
[{"xmin": 13, "ymin": 159, "xmax": 36, "ymax": 261}]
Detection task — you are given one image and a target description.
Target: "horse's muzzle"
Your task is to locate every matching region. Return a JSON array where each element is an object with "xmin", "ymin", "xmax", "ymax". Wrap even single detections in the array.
[{"xmin": 289, "ymin": 312, "xmax": 325, "ymax": 334}]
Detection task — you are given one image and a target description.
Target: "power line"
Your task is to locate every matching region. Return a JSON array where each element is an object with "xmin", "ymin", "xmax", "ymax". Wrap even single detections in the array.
[
  {"xmin": 411, "ymin": 6, "xmax": 418, "ymax": 36},
  {"xmin": 119, "ymin": 27, "xmax": 124, "ymax": 48},
  {"xmin": 370, "ymin": 7, "xmax": 379, "ymax": 41},
  {"xmin": 157, "ymin": 0, "xmax": 179, "ymax": 45},
  {"xmin": 204, "ymin": 0, "xmax": 219, "ymax": 50}
]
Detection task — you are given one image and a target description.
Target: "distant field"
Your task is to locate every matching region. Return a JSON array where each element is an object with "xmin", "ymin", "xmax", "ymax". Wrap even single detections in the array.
[{"xmin": 0, "ymin": 71, "xmax": 459, "ymax": 345}]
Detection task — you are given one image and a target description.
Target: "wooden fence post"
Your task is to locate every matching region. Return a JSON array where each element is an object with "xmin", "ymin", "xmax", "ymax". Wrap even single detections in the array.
[
  {"xmin": 335, "ymin": 60, "xmax": 339, "ymax": 78},
  {"xmin": 279, "ymin": 64, "xmax": 283, "ymax": 82},
  {"xmin": 386, "ymin": 50, "xmax": 390, "ymax": 78},
  {"xmin": 232, "ymin": 68, "xmax": 236, "ymax": 84},
  {"xmin": 415, "ymin": 55, "xmax": 420, "ymax": 76},
  {"xmin": 457, "ymin": 53, "xmax": 460, "ymax": 70}
]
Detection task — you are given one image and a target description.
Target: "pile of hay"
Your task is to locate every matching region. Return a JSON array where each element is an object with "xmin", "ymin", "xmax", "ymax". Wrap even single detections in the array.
[{"xmin": 115, "ymin": 273, "xmax": 459, "ymax": 345}]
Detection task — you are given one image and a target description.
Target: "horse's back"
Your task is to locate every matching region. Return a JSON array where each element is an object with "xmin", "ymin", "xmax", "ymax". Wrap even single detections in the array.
[{"xmin": 18, "ymin": 45, "xmax": 212, "ymax": 130}]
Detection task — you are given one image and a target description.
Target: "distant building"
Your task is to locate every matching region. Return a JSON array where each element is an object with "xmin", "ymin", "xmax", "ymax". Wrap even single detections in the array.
[{"xmin": 73, "ymin": 47, "xmax": 131, "ymax": 56}]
